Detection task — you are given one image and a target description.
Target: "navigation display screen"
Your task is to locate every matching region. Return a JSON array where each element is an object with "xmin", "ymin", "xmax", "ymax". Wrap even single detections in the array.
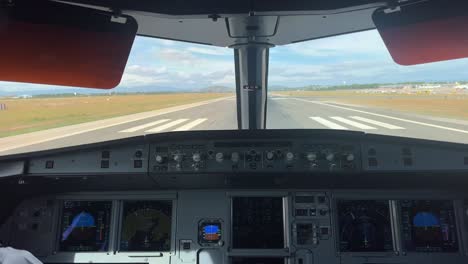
[
  {"xmin": 60, "ymin": 201, "xmax": 112, "ymax": 252},
  {"xmin": 120, "ymin": 200, "xmax": 172, "ymax": 251},
  {"xmin": 400, "ymin": 200, "xmax": 458, "ymax": 252},
  {"xmin": 232, "ymin": 197, "xmax": 284, "ymax": 249},
  {"xmin": 337, "ymin": 200, "xmax": 393, "ymax": 252}
]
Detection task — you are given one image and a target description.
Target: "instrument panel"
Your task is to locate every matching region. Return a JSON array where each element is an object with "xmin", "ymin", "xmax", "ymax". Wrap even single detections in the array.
[
  {"xmin": 2, "ymin": 190, "xmax": 468, "ymax": 264},
  {"xmin": 151, "ymin": 140, "xmax": 360, "ymax": 173},
  {"xmin": 1, "ymin": 130, "xmax": 468, "ymax": 264},
  {"xmin": 13, "ymin": 130, "xmax": 467, "ymax": 178}
]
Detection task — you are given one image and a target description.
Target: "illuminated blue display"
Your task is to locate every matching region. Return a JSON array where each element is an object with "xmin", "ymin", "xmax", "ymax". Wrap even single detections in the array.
[
  {"xmin": 204, "ymin": 225, "xmax": 219, "ymax": 234},
  {"xmin": 62, "ymin": 212, "xmax": 96, "ymax": 241},
  {"xmin": 413, "ymin": 212, "xmax": 440, "ymax": 227}
]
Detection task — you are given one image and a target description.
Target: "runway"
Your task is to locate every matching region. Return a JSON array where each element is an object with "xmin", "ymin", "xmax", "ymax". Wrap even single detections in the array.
[{"xmin": 1, "ymin": 95, "xmax": 467, "ymax": 156}]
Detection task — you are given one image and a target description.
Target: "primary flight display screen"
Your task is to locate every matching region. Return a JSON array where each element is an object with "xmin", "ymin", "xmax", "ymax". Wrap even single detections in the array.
[
  {"xmin": 337, "ymin": 200, "xmax": 393, "ymax": 252},
  {"xmin": 400, "ymin": 200, "xmax": 458, "ymax": 252},
  {"xmin": 232, "ymin": 197, "xmax": 284, "ymax": 249},
  {"xmin": 60, "ymin": 201, "xmax": 112, "ymax": 252},
  {"xmin": 119, "ymin": 200, "xmax": 172, "ymax": 251},
  {"xmin": 198, "ymin": 219, "xmax": 223, "ymax": 246}
]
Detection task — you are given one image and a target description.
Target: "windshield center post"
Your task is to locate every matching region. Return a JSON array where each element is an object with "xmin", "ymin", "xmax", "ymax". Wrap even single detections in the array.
[{"xmin": 232, "ymin": 43, "xmax": 272, "ymax": 129}]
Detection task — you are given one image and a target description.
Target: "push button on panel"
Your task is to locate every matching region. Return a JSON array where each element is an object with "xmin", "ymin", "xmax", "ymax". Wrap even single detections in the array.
[
  {"xmin": 309, "ymin": 208, "xmax": 317, "ymax": 216},
  {"xmin": 295, "ymin": 209, "xmax": 308, "ymax": 216},
  {"xmin": 45, "ymin": 160, "xmax": 54, "ymax": 169},
  {"xmin": 133, "ymin": 160, "xmax": 143, "ymax": 168}
]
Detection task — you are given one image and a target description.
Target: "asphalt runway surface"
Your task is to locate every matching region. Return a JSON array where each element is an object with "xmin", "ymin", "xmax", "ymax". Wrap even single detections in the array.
[{"xmin": 1, "ymin": 95, "xmax": 467, "ymax": 156}]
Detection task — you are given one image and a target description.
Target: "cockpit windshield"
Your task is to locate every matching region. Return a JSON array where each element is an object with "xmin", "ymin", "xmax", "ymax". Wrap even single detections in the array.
[{"xmin": 0, "ymin": 30, "xmax": 467, "ymax": 156}]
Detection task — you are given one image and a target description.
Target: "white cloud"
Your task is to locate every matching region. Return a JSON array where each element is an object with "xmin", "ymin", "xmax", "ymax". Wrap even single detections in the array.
[
  {"xmin": 126, "ymin": 65, "xmax": 168, "ymax": 75},
  {"xmin": 156, "ymin": 39, "xmax": 177, "ymax": 46},
  {"xmin": 268, "ymin": 56, "xmax": 468, "ymax": 86},
  {"xmin": 269, "ymin": 59, "xmax": 406, "ymax": 85},
  {"xmin": 156, "ymin": 48, "xmax": 198, "ymax": 65},
  {"xmin": 187, "ymin": 47, "xmax": 231, "ymax": 56},
  {"xmin": 212, "ymin": 74, "xmax": 235, "ymax": 85},
  {"xmin": 120, "ymin": 63, "xmax": 235, "ymax": 88},
  {"xmin": 154, "ymin": 48, "xmax": 233, "ymax": 74},
  {"xmin": 120, "ymin": 73, "xmax": 171, "ymax": 87}
]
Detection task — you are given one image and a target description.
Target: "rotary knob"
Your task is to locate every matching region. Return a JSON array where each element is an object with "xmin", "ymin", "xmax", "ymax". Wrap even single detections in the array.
[
  {"xmin": 192, "ymin": 153, "xmax": 201, "ymax": 163},
  {"xmin": 231, "ymin": 152, "xmax": 240, "ymax": 163},
  {"xmin": 173, "ymin": 154, "xmax": 183, "ymax": 163},
  {"xmin": 285, "ymin": 152, "xmax": 295, "ymax": 162},
  {"xmin": 266, "ymin": 151, "xmax": 275, "ymax": 161},
  {"xmin": 306, "ymin": 152, "xmax": 317, "ymax": 161},
  {"xmin": 155, "ymin": 155, "xmax": 164, "ymax": 164},
  {"xmin": 326, "ymin": 153, "xmax": 335, "ymax": 161},
  {"xmin": 319, "ymin": 208, "xmax": 328, "ymax": 216},
  {"xmin": 215, "ymin": 152, "xmax": 224, "ymax": 163},
  {"xmin": 346, "ymin": 153, "xmax": 355, "ymax": 161}
]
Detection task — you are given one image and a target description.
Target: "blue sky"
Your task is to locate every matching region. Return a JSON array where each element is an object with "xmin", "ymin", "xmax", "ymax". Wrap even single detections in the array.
[{"xmin": 2, "ymin": 29, "xmax": 468, "ymax": 92}]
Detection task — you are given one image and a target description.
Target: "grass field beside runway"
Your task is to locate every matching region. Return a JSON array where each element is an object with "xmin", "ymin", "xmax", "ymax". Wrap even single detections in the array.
[
  {"xmin": 0, "ymin": 93, "xmax": 230, "ymax": 138},
  {"xmin": 279, "ymin": 90, "xmax": 468, "ymax": 121}
]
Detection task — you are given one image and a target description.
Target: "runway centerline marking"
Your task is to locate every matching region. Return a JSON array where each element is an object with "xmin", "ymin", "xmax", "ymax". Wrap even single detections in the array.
[
  {"xmin": 145, "ymin": 119, "xmax": 189, "ymax": 133},
  {"xmin": 350, "ymin": 116, "xmax": 404, "ymax": 130},
  {"xmin": 119, "ymin": 119, "xmax": 170, "ymax": 133},
  {"xmin": 310, "ymin": 117, "xmax": 348, "ymax": 130},
  {"xmin": 296, "ymin": 98, "xmax": 468, "ymax": 134},
  {"xmin": 331, "ymin": 116, "xmax": 376, "ymax": 130},
  {"xmin": 173, "ymin": 118, "xmax": 208, "ymax": 131}
]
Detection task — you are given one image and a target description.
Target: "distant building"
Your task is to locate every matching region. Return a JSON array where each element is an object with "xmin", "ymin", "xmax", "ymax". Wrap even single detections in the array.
[
  {"xmin": 379, "ymin": 84, "xmax": 403, "ymax": 89},
  {"xmin": 455, "ymin": 84, "xmax": 468, "ymax": 89},
  {"xmin": 415, "ymin": 84, "xmax": 441, "ymax": 89}
]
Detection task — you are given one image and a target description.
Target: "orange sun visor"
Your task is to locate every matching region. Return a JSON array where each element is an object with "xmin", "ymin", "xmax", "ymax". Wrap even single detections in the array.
[
  {"xmin": 373, "ymin": 0, "xmax": 468, "ymax": 66},
  {"xmin": 0, "ymin": 0, "xmax": 137, "ymax": 89}
]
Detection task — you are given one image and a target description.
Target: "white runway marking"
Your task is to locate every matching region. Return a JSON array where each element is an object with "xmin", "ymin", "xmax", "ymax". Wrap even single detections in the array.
[
  {"xmin": 0, "ymin": 96, "xmax": 233, "ymax": 153},
  {"xmin": 119, "ymin": 119, "xmax": 170, "ymax": 133},
  {"xmin": 309, "ymin": 116, "xmax": 405, "ymax": 131},
  {"xmin": 350, "ymin": 116, "xmax": 404, "ymax": 130},
  {"xmin": 330, "ymin": 116, "xmax": 376, "ymax": 130},
  {"xmin": 145, "ymin": 119, "xmax": 189, "ymax": 133},
  {"xmin": 173, "ymin": 118, "xmax": 208, "ymax": 131},
  {"xmin": 297, "ymin": 99, "xmax": 468, "ymax": 134},
  {"xmin": 310, "ymin": 117, "xmax": 348, "ymax": 130}
]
